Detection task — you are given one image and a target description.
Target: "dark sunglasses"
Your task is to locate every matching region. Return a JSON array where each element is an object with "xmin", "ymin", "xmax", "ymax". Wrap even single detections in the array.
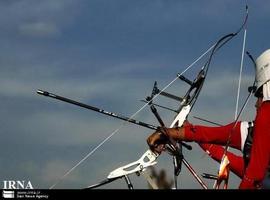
[{"xmin": 254, "ymin": 86, "xmax": 263, "ymax": 98}]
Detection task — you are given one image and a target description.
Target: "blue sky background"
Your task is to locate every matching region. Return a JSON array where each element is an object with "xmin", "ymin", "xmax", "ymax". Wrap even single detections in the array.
[{"xmin": 1, "ymin": 0, "xmax": 270, "ymax": 189}]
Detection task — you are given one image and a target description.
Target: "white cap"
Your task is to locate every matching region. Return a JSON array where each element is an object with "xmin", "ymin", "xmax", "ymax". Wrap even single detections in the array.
[
  {"xmin": 256, "ymin": 49, "xmax": 270, "ymax": 90},
  {"xmin": 255, "ymin": 49, "xmax": 270, "ymax": 92}
]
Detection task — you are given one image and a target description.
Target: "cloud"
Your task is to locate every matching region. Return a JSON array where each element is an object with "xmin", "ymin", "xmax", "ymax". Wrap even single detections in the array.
[
  {"xmin": 0, "ymin": 0, "xmax": 78, "ymax": 40},
  {"xmin": 19, "ymin": 22, "xmax": 61, "ymax": 38},
  {"xmin": 40, "ymin": 160, "xmax": 78, "ymax": 185}
]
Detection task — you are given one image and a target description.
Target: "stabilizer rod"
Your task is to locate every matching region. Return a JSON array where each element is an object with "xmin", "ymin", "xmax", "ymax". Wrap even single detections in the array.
[
  {"xmin": 37, "ymin": 90, "xmax": 192, "ymax": 150},
  {"xmin": 37, "ymin": 90, "xmax": 157, "ymax": 130}
]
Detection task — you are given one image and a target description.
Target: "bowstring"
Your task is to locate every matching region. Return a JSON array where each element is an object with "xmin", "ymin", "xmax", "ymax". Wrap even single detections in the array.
[{"xmin": 215, "ymin": 5, "xmax": 250, "ymax": 189}]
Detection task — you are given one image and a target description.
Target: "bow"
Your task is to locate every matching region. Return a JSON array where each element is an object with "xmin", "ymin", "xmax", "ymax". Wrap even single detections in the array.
[
  {"xmin": 85, "ymin": 26, "xmax": 245, "ymax": 189},
  {"xmin": 143, "ymin": 5, "xmax": 252, "ymax": 189},
  {"xmin": 37, "ymin": 5, "xmax": 250, "ymax": 190}
]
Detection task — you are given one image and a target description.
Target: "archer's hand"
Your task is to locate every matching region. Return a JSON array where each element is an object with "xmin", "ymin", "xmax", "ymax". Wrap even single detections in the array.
[
  {"xmin": 147, "ymin": 125, "xmax": 186, "ymax": 154},
  {"xmin": 147, "ymin": 128, "xmax": 168, "ymax": 154}
]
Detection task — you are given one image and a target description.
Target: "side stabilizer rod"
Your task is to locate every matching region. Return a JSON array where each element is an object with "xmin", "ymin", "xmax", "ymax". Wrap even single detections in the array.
[
  {"xmin": 147, "ymin": 82, "xmax": 183, "ymax": 102},
  {"xmin": 140, "ymin": 100, "xmax": 178, "ymax": 113}
]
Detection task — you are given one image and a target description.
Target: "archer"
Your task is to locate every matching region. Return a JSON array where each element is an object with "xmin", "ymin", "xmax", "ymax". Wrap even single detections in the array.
[{"xmin": 147, "ymin": 49, "xmax": 270, "ymax": 189}]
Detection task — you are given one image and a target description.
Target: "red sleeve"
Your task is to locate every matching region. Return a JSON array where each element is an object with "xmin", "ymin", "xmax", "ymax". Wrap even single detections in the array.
[
  {"xmin": 199, "ymin": 143, "xmax": 245, "ymax": 178},
  {"xmin": 184, "ymin": 122, "xmax": 242, "ymax": 150},
  {"xmin": 239, "ymin": 101, "xmax": 270, "ymax": 189}
]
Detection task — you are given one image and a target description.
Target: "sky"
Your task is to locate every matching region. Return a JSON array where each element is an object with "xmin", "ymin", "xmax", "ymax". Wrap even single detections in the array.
[{"xmin": 1, "ymin": 0, "xmax": 270, "ymax": 190}]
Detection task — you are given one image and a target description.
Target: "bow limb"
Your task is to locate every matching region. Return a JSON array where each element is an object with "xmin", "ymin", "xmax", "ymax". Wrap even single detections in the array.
[{"xmin": 214, "ymin": 5, "xmax": 249, "ymax": 189}]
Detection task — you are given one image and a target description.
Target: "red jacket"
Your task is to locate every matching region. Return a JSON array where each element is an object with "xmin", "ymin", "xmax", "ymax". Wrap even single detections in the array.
[{"xmin": 184, "ymin": 101, "xmax": 270, "ymax": 189}]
